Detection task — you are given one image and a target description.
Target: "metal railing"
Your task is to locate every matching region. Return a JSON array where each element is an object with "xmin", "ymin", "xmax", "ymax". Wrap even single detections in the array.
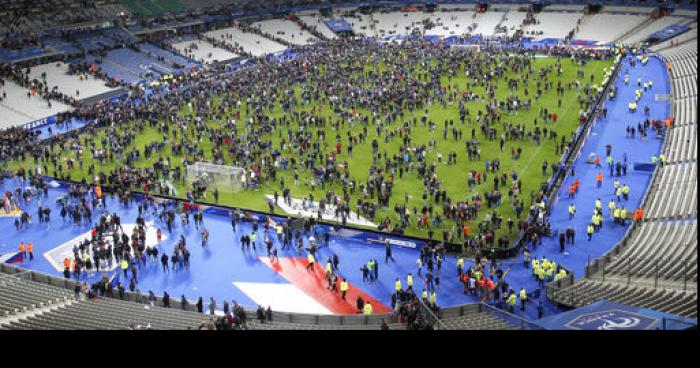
[
  {"xmin": 480, "ymin": 303, "xmax": 544, "ymax": 330},
  {"xmin": 586, "ymin": 252, "xmax": 696, "ymax": 291}
]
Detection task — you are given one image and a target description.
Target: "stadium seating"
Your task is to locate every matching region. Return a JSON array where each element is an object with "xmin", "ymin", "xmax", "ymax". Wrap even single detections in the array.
[
  {"xmin": 0, "ymin": 79, "xmax": 72, "ymax": 129},
  {"xmin": 296, "ymin": 13, "xmax": 338, "ymax": 40},
  {"xmin": 469, "ymin": 11, "xmax": 506, "ymax": 37},
  {"xmin": 645, "ymin": 163, "xmax": 697, "ymax": 219},
  {"xmin": 372, "ymin": 11, "xmax": 427, "ymax": 38},
  {"xmin": 0, "ymin": 0, "xmax": 130, "ymax": 37},
  {"xmin": 618, "ymin": 16, "xmax": 689, "ymax": 45},
  {"xmin": 0, "ymin": 274, "xmax": 73, "ymax": 316},
  {"xmin": 343, "ymin": 12, "xmax": 377, "ymax": 38},
  {"xmin": 521, "ymin": 11, "xmax": 583, "ymax": 40},
  {"xmin": 250, "ymin": 19, "xmax": 318, "ymax": 46},
  {"xmin": 118, "ymin": 0, "xmax": 184, "ymax": 17},
  {"xmin": 650, "ymin": 23, "xmax": 698, "ymax": 51},
  {"xmin": 497, "ymin": 11, "xmax": 527, "ymax": 37},
  {"xmin": 203, "ymin": 27, "xmax": 287, "ymax": 57},
  {"xmin": 424, "ymin": 10, "xmax": 474, "ymax": 37},
  {"xmin": 574, "ymin": 13, "xmax": 648, "ymax": 43},
  {"xmin": 550, "ymin": 279, "xmax": 697, "ymax": 318},
  {"xmin": 26, "ymin": 62, "xmax": 118, "ymax": 100}
]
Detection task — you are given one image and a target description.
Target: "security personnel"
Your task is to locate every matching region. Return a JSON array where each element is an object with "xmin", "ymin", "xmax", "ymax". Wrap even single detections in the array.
[
  {"xmin": 429, "ymin": 291, "xmax": 437, "ymax": 306},
  {"xmin": 26, "ymin": 242, "xmax": 33, "ymax": 261},
  {"xmin": 591, "ymin": 213, "xmax": 600, "ymax": 231},
  {"xmin": 620, "ymin": 207, "xmax": 628, "ymax": 225},
  {"xmin": 422, "ymin": 289, "xmax": 428, "ymax": 302},
  {"xmin": 595, "ymin": 198, "xmax": 602, "ymax": 212},
  {"xmin": 325, "ymin": 260, "xmax": 332, "ymax": 278},
  {"xmin": 456, "ymin": 257, "xmax": 464, "ymax": 276},
  {"xmin": 340, "ymin": 278, "xmax": 349, "ymax": 300},
  {"xmin": 613, "ymin": 208, "xmax": 621, "ymax": 224},
  {"xmin": 506, "ymin": 292, "xmax": 517, "ymax": 312},
  {"xmin": 587, "ymin": 223, "xmax": 595, "ymax": 241},
  {"xmin": 616, "ymin": 186, "xmax": 623, "ymax": 201},
  {"xmin": 568, "ymin": 204, "xmax": 576, "ymax": 219},
  {"xmin": 622, "ymin": 184, "xmax": 630, "ymax": 201},
  {"xmin": 63, "ymin": 257, "xmax": 71, "ymax": 269},
  {"xmin": 18, "ymin": 242, "xmax": 25, "ymax": 258},
  {"xmin": 648, "ymin": 79, "xmax": 653, "ymax": 89},
  {"xmin": 659, "ymin": 154, "xmax": 665, "ymax": 166},
  {"xmin": 536, "ymin": 266, "xmax": 546, "ymax": 287},
  {"xmin": 597, "ymin": 213, "xmax": 604, "ymax": 229},
  {"xmin": 120, "ymin": 258, "xmax": 129, "ymax": 278},
  {"xmin": 250, "ymin": 232, "xmax": 257, "ymax": 250},
  {"xmin": 395, "ymin": 278, "xmax": 402, "ymax": 292},
  {"xmin": 613, "ymin": 179, "xmax": 620, "ymax": 195},
  {"xmin": 531, "ymin": 258, "xmax": 539, "ymax": 275},
  {"xmin": 519, "ymin": 288, "xmax": 528, "ymax": 311},
  {"xmin": 306, "ymin": 252, "xmax": 315, "ymax": 271},
  {"xmin": 407, "ymin": 273, "xmax": 413, "ymax": 289},
  {"xmin": 608, "ymin": 199, "xmax": 616, "ymax": 217},
  {"xmin": 363, "ymin": 301, "xmax": 373, "ymax": 315}
]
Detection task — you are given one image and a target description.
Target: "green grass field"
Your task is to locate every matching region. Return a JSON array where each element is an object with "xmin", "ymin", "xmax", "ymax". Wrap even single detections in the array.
[{"xmin": 5, "ymin": 53, "xmax": 612, "ymax": 244}]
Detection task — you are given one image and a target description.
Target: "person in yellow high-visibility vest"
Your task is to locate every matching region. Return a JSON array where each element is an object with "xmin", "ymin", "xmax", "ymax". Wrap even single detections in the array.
[
  {"xmin": 620, "ymin": 207, "xmax": 628, "ymax": 225},
  {"xmin": 422, "ymin": 289, "xmax": 428, "ymax": 301},
  {"xmin": 519, "ymin": 288, "xmax": 528, "ymax": 311},
  {"xmin": 363, "ymin": 301, "xmax": 373, "ymax": 315},
  {"xmin": 608, "ymin": 199, "xmax": 616, "ymax": 218},
  {"xmin": 595, "ymin": 198, "xmax": 602, "ymax": 211},
  {"xmin": 120, "ymin": 259, "xmax": 129, "ymax": 278},
  {"xmin": 568, "ymin": 204, "xmax": 576, "ymax": 219},
  {"xmin": 613, "ymin": 208, "xmax": 621, "ymax": 224},
  {"xmin": 306, "ymin": 253, "xmax": 315, "ymax": 271},
  {"xmin": 340, "ymin": 278, "xmax": 349, "ymax": 300},
  {"xmin": 506, "ymin": 292, "xmax": 517, "ymax": 313},
  {"xmin": 407, "ymin": 273, "xmax": 413, "ymax": 290},
  {"xmin": 395, "ymin": 278, "xmax": 402, "ymax": 292},
  {"xmin": 429, "ymin": 291, "xmax": 437, "ymax": 306},
  {"xmin": 587, "ymin": 223, "xmax": 595, "ymax": 241},
  {"xmin": 622, "ymin": 184, "xmax": 630, "ymax": 201}
]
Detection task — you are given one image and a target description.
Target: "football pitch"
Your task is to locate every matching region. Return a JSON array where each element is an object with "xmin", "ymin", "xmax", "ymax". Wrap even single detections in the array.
[{"xmin": 5, "ymin": 48, "xmax": 613, "ymax": 244}]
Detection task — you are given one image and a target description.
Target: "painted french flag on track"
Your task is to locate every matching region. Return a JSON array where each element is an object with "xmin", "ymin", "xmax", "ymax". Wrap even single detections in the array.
[{"xmin": 245, "ymin": 257, "xmax": 392, "ymax": 315}]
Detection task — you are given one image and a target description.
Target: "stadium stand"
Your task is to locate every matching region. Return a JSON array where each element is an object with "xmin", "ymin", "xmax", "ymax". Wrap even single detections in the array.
[
  {"xmin": 424, "ymin": 10, "xmax": 474, "ymax": 37},
  {"xmin": 296, "ymin": 12, "xmax": 338, "ymax": 40},
  {"xmin": 521, "ymin": 11, "xmax": 583, "ymax": 40},
  {"xmin": 0, "ymin": 79, "xmax": 72, "ymax": 129},
  {"xmin": 618, "ymin": 16, "xmax": 688, "ymax": 45},
  {"xmin": 26, "ymin": 62, "xmax": 118, "ymax": 100},
  {"xmin": 118, "ymin": 0, "xmax": 184, "ymax": 17},
  {"xmin": 469, "ymin": 11, "xmax": 506, "ymax": 37},
  {"xmin": 650, "ymin": 23, "xmax": 697, "ymax": 51},
  {"xmin": 496, "ymin": 10, "xmax": 527, "ymax": 37},
  {"xmin": 172, "ymin": 39, "xmax": 239, "ymax": 64},
  {"xmin": 372, "ymin": 10, "xmax": 427, "ymax": 37},
  {"xmin": 573, "ymin": 13, "xmax": 649, "ymax": 43},
  {"xmin": 0, "ymin": 0, "xmax": 130, "ymax": 37},
  {"xmin": 344, "ymin": 12, "xmax": 377, "ymax": 38},
  {"xmin": 250, "ymin": 19, "xmax": 318, "ymax": 46},
  {"xmin": 204, "ymin": 27, "xmax": 287, "ymax": 56}
]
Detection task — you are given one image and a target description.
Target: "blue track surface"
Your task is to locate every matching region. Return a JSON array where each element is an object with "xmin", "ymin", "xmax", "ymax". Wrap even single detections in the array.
[{"xmin": 1, "ymin": 52, "xmax": 670, "ymax": 320}]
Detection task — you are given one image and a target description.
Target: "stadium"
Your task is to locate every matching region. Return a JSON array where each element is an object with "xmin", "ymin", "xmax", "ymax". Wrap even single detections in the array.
[{"xmin": 0, "ymin": 0, "xmax": 696, "ymax": 331}]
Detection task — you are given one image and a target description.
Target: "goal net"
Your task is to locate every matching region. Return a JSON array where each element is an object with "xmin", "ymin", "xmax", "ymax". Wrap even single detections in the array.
[{"xmin": 186, "ymin": 162, "xmax": 247, "ymax": 195}]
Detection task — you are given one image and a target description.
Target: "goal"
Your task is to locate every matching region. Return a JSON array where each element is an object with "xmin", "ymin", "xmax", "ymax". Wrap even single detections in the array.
[{"xmin": 186, "ymin": 162, "xmax": 247, "ymax": 195}]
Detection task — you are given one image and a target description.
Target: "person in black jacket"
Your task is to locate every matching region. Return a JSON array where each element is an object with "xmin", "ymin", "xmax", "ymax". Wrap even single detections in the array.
[
  {"xmin": 196, "ymin": 297, "xmax": 203, "ymax": 313},
  {"xmin": 162, "ymin": 292, "xmax": 170, "ymax": 308}
]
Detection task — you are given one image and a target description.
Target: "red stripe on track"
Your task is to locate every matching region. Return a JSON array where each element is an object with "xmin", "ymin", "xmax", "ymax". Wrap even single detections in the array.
[{"xmin": 259, "ymin": 257, "xmax": 392, "ymax": 314}]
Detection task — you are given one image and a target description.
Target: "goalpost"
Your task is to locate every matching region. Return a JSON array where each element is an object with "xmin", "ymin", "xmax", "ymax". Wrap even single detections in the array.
[{"xmin": 186, "ymin": 162, "xmax": 247, "ymax": 195}]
